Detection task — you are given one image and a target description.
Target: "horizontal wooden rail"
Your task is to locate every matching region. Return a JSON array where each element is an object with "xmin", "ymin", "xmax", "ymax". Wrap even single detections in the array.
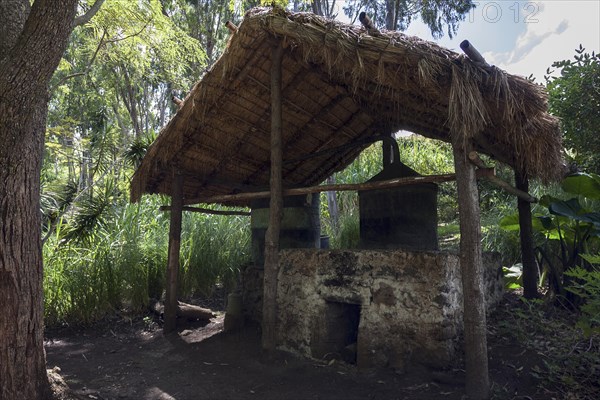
[
  {"xmin": 193, "ymin": 169, "xmax": 494, "ymax": 205},
  {"xmin": 159, "ymin": 206, "xmax": 250, "ymax": 216}
]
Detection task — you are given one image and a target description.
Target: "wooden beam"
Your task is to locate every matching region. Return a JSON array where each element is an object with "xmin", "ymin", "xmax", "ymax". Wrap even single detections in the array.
[
  {"xmin": 359, "ymin": 12, "xmax": 376, "ymax": 31},
  {"xmin": 460, "ymin": 40, "xmax": 490, "ymax": 69},
  {"xmin": 164, "ymin": 173, "xmax": 184, "ymax": 334},
  {"xmin": 262, "ymin": 42, "xmax": 284, "ymax": 351},
  {"xmin": 159, "ymin": 205, "xmax": 250, "ymax": 216},
  {"xmin": 225, "ymin": 20, "xmax": 238, "ymax": 34},
  {"xmin": 515, "ymin": 171, "xmax": 539, "ymax": 299},
  {"xmin": 194, "ymin": 170, "xmax": 493, "ymax": 205},
  {"xmin": 468, "ymin": 152, "xmax": 537, "ymax": 203},
  {"xmin": 453, "ymin": 140, "xmax": 490, "ymax": 399}
]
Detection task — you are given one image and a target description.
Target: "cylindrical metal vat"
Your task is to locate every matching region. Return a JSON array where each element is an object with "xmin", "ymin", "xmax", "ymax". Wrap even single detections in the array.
[
  {"xmin": 250, "ymin": 194, "xmax": 321, "ymax": 266},
  {"xmin": 359, "ymin": 162, "xmax": 438, "ymax": 251}
]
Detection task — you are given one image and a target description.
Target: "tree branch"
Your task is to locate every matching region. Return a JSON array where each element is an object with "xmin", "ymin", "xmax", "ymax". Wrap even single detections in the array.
[
  {"xmin": 105, "ymin": 20, "xmax": 152, "ymax": 43},
  {"xmin": 51, "ymin": 29, "xmax": 107, "ymax": 91},
  {"xmin": 73, "ymin": 0, "xmax": 106, "ymax": 27}
]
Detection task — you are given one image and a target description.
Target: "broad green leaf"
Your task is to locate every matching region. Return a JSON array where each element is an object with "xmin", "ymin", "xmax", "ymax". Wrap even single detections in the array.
[
  {"xmin": 539, "ymin": 194, "xmax": 562, "ymax": 208},
  {"xmin": 537, "ymin": 215, "xmax": 556, "ymax": 230},
  {"xmin": 500, "ymin": 213, "xmax": 547, "ymax": 232},
  {"xmin": 561, "ymin": 173, "xmax": 600, "ymax": 199},
  {"xmin": 499, "ymin": 214, "xmax": 520, "ymax": 231},
  {"xmin": 548, "ymin": 198, "xmax": 583, "ymax": 219}
]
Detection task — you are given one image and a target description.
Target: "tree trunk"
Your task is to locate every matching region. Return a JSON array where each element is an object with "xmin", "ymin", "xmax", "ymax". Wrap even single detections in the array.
[
  {"xmin": 515, "ymin": 171, "xmax": 539, "ymax": 299},
  {"xmin": 385, "ymin": 0, "xmax": 396, "ymax": 30},
  {"xmin": 452, "ymin": 140, "xmax": 490, "ymax": 399},
  {"xmin": 0, "ymin": 94, "xmax": 52, "ymax": 400},
  {"xmin": 0, "ymin": 1, "xmax": 85, "ymax": 398}
]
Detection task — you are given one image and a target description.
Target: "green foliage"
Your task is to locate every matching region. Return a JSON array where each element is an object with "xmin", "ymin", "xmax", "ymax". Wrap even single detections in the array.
[
  {"xmin": 44, "ymin": 198, "xmax": 165, "ymax": 324},
  {"xmin": 42, "ymin": 0, "xmax": 259, "ymax": 327},
  {"xmin": 565, "ymin": 259, "xmax": 600, "ymax": 337},
  {"xmin": 124, "ymin": 135, "xmax": 154, "ymax": 168},
  {"xmin": 562, "ymin": 173, "xmax": 600, "ymax": 200},
  {"xmin": 320, "ymin": 142, "xmax": 382, "ymax": 247},
  {"xmin": 499, "ymin": 173, "xmax": 600, "ymax": 306},
  {"xmin": 162, "ymin": 0, "xmax": 246, "ymax": 63},
  {"xmin": 342, "ymin": 0, "xmax": 475, "ymax": 37},
  {"xmin": 179, "ymin": 209, "xmax": 251, "ymax": 297},
  {"xmin": 546, "ymin": 45, "xmax": 600, "ymax": 174},
  {"xmin": 43, "ymin": 196, "xmax": 251, "ymax": 325},
  {"xmin": 495, "ymin": 297, "xmax": 600, "ymax": 399},
  {"xmin": 333, "ymin": 211, "xmax": 360, "ymax": 249}
]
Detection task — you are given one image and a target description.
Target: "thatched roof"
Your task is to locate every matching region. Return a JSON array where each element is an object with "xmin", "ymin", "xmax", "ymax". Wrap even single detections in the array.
[{"xmin": 131, "ymin": 7, "xmax": 563, "ymax": 206}]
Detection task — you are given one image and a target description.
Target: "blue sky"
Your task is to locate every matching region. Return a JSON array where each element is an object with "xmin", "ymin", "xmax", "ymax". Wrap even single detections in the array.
[{"xmin": 334, "ymin": 1, "xmax": 600, "ymax": 81}]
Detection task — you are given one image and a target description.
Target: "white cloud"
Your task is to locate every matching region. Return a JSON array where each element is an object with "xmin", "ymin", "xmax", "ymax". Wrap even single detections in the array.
[{"xmin": 484, "ymin": 1, "xmax": 600, "ymax": 81}]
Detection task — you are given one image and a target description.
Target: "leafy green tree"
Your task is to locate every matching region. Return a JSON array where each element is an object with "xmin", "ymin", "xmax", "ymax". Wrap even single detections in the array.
[
  {"xmin": 161, "ymin": 0, "xmax": 246, "ymax": 64},
  {"xmin": 343, "ymin": 0, "xmax": 475, "ymax": 36},
  {"xmin": 546, "ymin": 45, "xmax": 600, "ymax": 174},
  {"xmin": 44, "ymin": 0, "xmax": 205, "ymax": 242}
]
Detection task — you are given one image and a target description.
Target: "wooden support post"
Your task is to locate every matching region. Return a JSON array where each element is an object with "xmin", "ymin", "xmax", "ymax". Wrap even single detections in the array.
[
  {"xmin": 515, "ymin": 171, "xmax": 539, "ymax": 299},
  {"xmin": 452, "ymin": 140, "xmax": 490, "ymax": 399},
  {"xmin": 262, "ymin": 42, "xmax": 284, "ymax": 351},
  {"xmin": 164, "ymin": 173, "xmax": 184, "ymax": 334}
]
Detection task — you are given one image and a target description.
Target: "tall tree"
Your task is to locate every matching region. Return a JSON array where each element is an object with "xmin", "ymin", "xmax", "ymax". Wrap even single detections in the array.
[
  {"xmin": 161, "ymin": 0, "xmax": 238, "ymax": 64},
  {"xmin": 343, "ymin": 0, "xmax": 474, "ymax": 36},
  {"xmin": 310, "ymin": 0, "xmax": 338, "ymax": 18},
  {"xmin": 0, "ymin": 1, "xmax": 104, "ymax": 399},
  {"xmin": 546, "ymin": 45, "xmax": 600, "ymax": 174}
]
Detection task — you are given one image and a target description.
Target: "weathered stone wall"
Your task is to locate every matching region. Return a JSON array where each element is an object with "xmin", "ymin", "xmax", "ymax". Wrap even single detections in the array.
[
  {"xmin": 240, "ymin": 249, "xmax": 503, "ymax": 370},
  {"xmin": 241, "ymin": 264, "xmax": 263, "ymax": 324},
  {"xmin": 276, "ymin": 250, "xmax": 463, "ymax": 370}
]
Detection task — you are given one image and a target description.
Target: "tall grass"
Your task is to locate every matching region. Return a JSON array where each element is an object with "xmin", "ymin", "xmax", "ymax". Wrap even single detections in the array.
[
  {"xmin": 43, "ymin": 196, "xmax": 250, "ymax": 326},
  {"xmin": 179, "ymin": 210, "xmax": 250, "ymax": 297}
]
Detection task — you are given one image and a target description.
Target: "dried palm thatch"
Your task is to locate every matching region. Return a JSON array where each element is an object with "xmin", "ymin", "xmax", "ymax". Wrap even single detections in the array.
[{"xmin": 130, "ymin": 7, "xmax": 563, "ymax": 206}]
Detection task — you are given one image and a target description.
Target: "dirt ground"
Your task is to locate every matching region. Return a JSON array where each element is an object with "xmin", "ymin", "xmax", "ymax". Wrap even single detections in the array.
[{"xmin": 44, "ymin": 296, "xmax": 553, "ymax": 400}]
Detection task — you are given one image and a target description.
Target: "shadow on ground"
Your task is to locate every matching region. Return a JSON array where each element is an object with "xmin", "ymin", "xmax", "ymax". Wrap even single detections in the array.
[{"xmin": 45, "ymin": 298, "xmax": 549, "ymax": 400}]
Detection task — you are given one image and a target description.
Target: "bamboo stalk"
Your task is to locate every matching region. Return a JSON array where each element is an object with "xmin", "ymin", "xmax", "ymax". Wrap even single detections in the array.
[{"xmin": 515, "ymin": 171, "xmax": 539, "ymax": 299}]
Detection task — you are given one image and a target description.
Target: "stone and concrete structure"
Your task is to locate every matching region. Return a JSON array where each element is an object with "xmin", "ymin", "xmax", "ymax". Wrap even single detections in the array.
[{"xmin": 241, "ymin": 249, "xmax": 503, "ymax": 370}]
